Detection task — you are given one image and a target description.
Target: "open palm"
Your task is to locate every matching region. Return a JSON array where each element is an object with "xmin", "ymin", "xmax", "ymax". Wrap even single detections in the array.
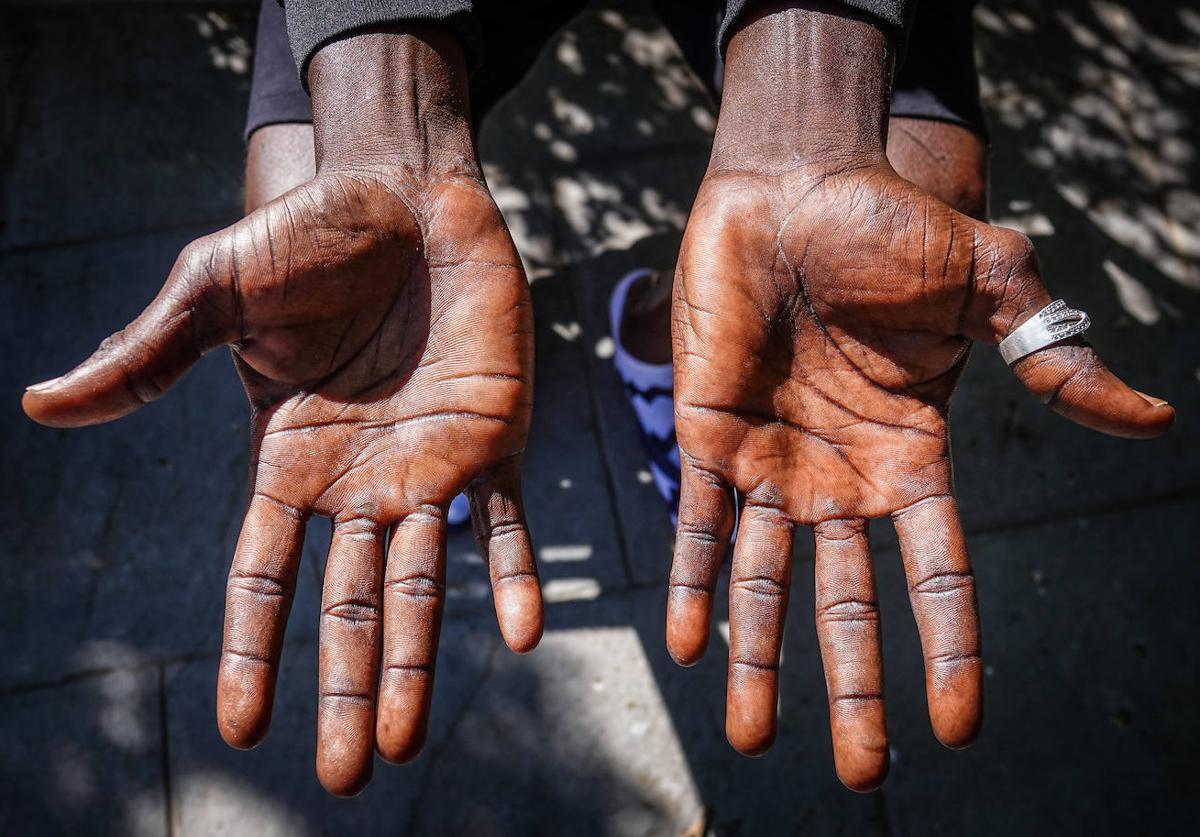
[
  {"xmin": 23, "ymin": 165, "xmax": 542, "ymax": 795},
  {"xmin": 667, "ymin": 162, "xmax": 1173, "ymax": 789}
]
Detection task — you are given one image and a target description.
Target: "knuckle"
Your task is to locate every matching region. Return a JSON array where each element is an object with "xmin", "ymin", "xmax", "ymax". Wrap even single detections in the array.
[
  {"xmin": 228, "ymin": 571, "xmax": 288, "ymax": 600},
  {"xmin": 384, "ymin": 574, "xmax": 444, "ymax": 600},
  {"xmin": 668, "ymin": 578, "xmax": 713, "ymax": 595},
  {"xmin": 491, "ymin": 568, "xmax": 537, "ymax": 585},
  {"xmin": 912, "ymin": 571, "xmax": 975, "ymax": 597},
  {"xmin": 829, "ymin": 691, "xmax": 885, "ymax": 705},
  {"xmin": 731, "ymin": 575, "xmax": 788, "ymax": 600},
  {"xmin": 817, "ymin": 598, "xmax": 880, "ymax": 625},
  {"xmin": 677, "ymin": 523, "xmax": 720, "ymax": 546},
  {"xmin": 221, "ymin": 647, "xmax": 272, "ymax": 666},
  {"xmin": 814, "ymin": 518, "xmax": 866, "ymax": 542},
  {"xmin": 405, "ymin": 504, "xmax": 446, "ymax": 525},
  {"xmin": 334, "ymin": 516, "xmax": 381, "ymax": 540},
  {"xmin": 177, "ymin": 236, "xmax": 221, "ymax": 291},
  {"xmin": 927, "ymin": 651, "xmax": 981, "ymax": 666},
  {"xmin": 977, "ymin": 227, "xmax": 1040, "ymax": 310},
  {"xmin": 321, "ymin": 599, "xmax": 380, "ymax": 625},
  {"xmin": 383, "ymin": 662, "xmax": 433, "ymax": 678},
  {"xmin": 486, "ymin": 520, "xmax": 526, "ymax": 540},
  {"xmin": 730, "ymin": 657, "xmax": 780, "ymax": 674},
  {"xmin": 319, "ymin": 692, "xmax": 372, "ymax": 709}
]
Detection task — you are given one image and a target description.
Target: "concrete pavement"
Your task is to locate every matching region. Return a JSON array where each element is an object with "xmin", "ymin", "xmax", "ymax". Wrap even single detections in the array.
[{"xmin": 2, "ymin": 1, "xmax": 1197, "ymax": 834}]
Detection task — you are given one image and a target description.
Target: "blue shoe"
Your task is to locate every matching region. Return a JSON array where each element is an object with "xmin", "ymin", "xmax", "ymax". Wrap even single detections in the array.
[
  {"xmin": 448, "ymin": 491, "xmax": 471, "ymax": 528},
  {"xmin": 610, "ymin": 269, "xmax": 680, "ymax": 526}
]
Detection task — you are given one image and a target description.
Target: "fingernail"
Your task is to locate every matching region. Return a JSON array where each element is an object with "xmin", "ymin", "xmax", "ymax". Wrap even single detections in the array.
[
  {"xmin": 1134, "ymin": 389, "xmax": 1170, "ymax": 408},
  {"xmin": 26, "ymin": 377, "xmax": 62, "ymax": 393}
]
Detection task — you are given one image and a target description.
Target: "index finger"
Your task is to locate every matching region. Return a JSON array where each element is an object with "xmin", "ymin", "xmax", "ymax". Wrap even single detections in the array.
[{"xmin": 217, "ymin": 492, "xmax": 306, "ymax": 749}]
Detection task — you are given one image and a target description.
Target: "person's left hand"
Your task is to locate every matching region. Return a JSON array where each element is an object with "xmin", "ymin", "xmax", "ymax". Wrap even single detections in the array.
[{"xmin": 666, "ymin": 2, "xmax": 1174, "ymax": 792}]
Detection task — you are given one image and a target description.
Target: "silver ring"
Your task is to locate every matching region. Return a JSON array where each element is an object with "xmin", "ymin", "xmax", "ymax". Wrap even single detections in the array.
[{"xmin": 999, "ymin": 299, "xmax": 1091, "ymax": 365}]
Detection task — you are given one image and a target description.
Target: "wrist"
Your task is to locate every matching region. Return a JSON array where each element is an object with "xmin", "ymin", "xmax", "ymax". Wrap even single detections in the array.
[
  {"xmin": 307, "ymin": 25, "xmax": 478, "ymax": 177},
  {"xmin": 710, "ymin": 1, "xmax": 893, "ymax": 176}
]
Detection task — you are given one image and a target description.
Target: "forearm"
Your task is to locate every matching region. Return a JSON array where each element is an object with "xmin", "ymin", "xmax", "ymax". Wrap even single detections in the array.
[
  {"xmin": 307, "ymin": 25, "xmax": 477, "ymax": 176},
  {"xmin": 711, "ymin": 1, "xmax": 893, "ymax": 175},
  {"xmin": 245, "ymin": 125, "xmax": 316, "ymax": 213}
]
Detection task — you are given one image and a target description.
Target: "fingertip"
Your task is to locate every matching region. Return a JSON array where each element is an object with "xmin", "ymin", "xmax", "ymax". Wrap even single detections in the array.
[
  {"xmin": 835, "ymin": 755, "xmax": 889, "ymax": 794},
  {"xmin": 375, "ymin": 716, "xmax": 429, "ymax": 766},
  {"xmin": 665, "ymin": 626, "xmax": 708, "ymax": 668},
  {"xmin": 21, "ymin": 388, "xmax": 59, "ymax": 427},
  {"xmin": 22, "ymin": 366, "xmax": 142, "ymax": 428},
  {"xmin": 829, "ymin": 704, "xmax": 890, "ymax": 792},
  {"xmin": 216, "ymin": 653, "xmax": 277, "ymax": 749},
  {"xmin": 317, "ymin": 755, "xmax": 374, "ymax": 798},
  {"xmin": 216, "ymin": 681, "xmax": 272, "ymax": 751},
  {"xmin": 217, "ymin": 713, "xmax": 268, "ymax": 751},
  {"xmin": 666, "ymin": 637, "xmax": 706, "ymax": 668},
  {"xmin": 1060, "ymin": 388, "xmax": 1175, "ymax": 439},
  {"xmin": 726, "ymin": 719, "xmax": 776, "ymax": 758},
  {"xmin": 1014, "ymin": 347, "xmax": 1175, "ymax": 439},
  {"xmin": 929, "ymin": 681, "xmax": 983, "ymax": 750},
  {"xmin": 933, "ymin": 716, "xmax": 981, "ymax": 751},
  {"xmin": 1133, "ymin": 389, "xmax": 1170, "ymax": 409},
  {"xmin": 376, "ymin": 668, "xmax": 433, "ymax": 765},
  {"xmin": 665, "ymin": 591, "xmax": 710, "ymax": 666},
  {"xmin": 1129, "ymin": 390, "xmax": 1175, "ymax": 437},
  {"xmin": 726, "ymin": 668, "xmax": 778, "ymax": 757},
  {"xmin": 21, "ymin": 385, "xmax": 96, "ymax": 429},
  {"xmin": 495, "ymin": 578, "xmax": 543, "ymax": 654}
]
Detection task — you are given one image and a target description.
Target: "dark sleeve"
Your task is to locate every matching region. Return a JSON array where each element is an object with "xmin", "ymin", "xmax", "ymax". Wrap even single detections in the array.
[
  {"xmin": 718, "ymin": 0, "xmax": 917, "ymax": 54},
  {"xmin": 246, "ymin": 0, "xmax": 313, "ymax": 140},
  {"xmin": 890, "ymin": 0, "xmax": 986, "ymax": 138},
  {"xmin": 281, "ymin": 1, "xmax": 482, "ymax": 91}
]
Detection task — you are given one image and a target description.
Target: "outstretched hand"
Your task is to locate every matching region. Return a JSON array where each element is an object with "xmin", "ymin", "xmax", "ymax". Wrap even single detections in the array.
[
  {"xmin": 666, "ymin": 3, "xmax": 1173, "ymax": 792},
  {"xmin": 23, "ymin": 28, "xmax": 542, "ymax": 796}
]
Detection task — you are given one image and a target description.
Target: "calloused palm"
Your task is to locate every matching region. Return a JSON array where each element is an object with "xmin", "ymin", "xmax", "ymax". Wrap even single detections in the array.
[
  {"xmin": 23, "ymin": 165, "xmax": 542, "ymax": 795},
  {"xmin": 667, "ymin": 161, "xmax": 1173, "ymax": 789}
]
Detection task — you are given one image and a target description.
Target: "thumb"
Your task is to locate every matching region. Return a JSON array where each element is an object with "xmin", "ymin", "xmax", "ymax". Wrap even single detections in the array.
[
  {"xmin": 964, "ymin": 226, "xmax": 1174, "ymax": 439},
  {"xmin": 23, "ymin": 235, "xmax": 237, "ymax": 428}
]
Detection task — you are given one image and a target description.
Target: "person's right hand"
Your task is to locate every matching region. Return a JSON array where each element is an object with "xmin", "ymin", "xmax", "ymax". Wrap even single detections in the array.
[{"xmin": 22, "ymin": 27, "xmax": 542, "ymax": 796}]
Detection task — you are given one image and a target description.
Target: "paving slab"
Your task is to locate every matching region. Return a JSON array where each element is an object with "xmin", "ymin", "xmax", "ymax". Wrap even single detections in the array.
[
  {"xmin": 476, "ymin": 4, "xmax": 715, "ymax": 178},
  {"xmin": 619, "ymin": 499, "xmax": 1199, "ymax": 834},
  {"xmin": 0, "ymin": 668, "xmax": 166, "ymax": 837},
  {"xmin": 2, "ymin": 7, "xmax": 255, "ymax": 250},
  {"xmin": 956, "ymin": 0, "xmax": 1200, "ymax": 529},
  {"xmin": 868, "ymin": 498, "xmax": 1199, "ymax": 836},
  {"xmin": 567, "ymin": 234, "xmax": 687, "ymax": 586},
  {"xmin": 1, "ymin": 228, "xmax": 257, "ymax": 687},
  {"xmin": 164, "ymin": 603, "xmax": 704, "ymax": 836},
  {"xmin": 575, "ymin": 587, "xmax": 890, "ymax": 836},
  {"xmin": 444, "ymin": 270, "xmax": 631, "ymax": 615}
]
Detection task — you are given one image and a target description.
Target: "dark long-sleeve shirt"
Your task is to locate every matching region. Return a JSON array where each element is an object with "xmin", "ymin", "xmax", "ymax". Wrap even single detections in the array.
[{"xmin": 279, "ymin": 1, "xmax": 916, "ymax": 90}]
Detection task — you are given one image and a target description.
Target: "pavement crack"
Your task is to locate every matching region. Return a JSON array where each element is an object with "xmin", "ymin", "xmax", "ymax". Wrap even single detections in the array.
[
  {"xmin": 157, "ymin": 664, "xmax": 175, "ymax": 837},
  {"xmin": 404, "ymin": 639, "xmax": 502, "ymax": 834}
]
